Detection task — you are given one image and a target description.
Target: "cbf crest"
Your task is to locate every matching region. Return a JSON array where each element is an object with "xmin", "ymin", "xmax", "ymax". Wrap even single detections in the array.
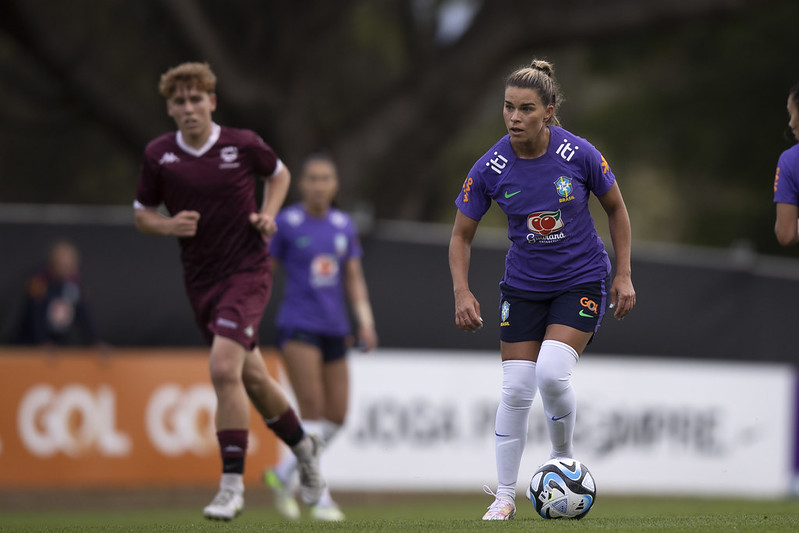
[
  {"xmin": 500, "ymin": 300, "xmax": 510, "ymax": 326},
  {"xmin": 555, "ymin": 176, "xmax": 574, "ymax": 204}
]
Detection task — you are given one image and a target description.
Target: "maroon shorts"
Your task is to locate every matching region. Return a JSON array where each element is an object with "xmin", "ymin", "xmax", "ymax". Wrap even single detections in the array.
[{"xmin": 186, "ymin": 268, "xmax": 271, "ymax": 350}]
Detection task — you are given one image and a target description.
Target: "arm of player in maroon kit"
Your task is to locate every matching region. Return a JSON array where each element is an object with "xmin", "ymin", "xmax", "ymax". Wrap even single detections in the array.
[
  {"xmin": 250, "ymin": 164, "xmax": 291, "ymax": 237},
  {"xmin": 134, "ymin": 206, "xmax": 200, "ymax": 238}
]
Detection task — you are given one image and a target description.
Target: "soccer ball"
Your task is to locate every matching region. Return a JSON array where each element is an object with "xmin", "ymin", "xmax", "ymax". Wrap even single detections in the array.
[{"xmin": 527, "ymin": 457, "xmax": 596, "ymax": 519}]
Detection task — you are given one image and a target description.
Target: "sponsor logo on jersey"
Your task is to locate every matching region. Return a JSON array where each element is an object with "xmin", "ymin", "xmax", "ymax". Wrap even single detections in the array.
[
  {"xmin": 219, "ymin": 146, "xmax": 241, "ymax": 169},
  {"xmin": 504, "ymin": 190, "xmax": 521, "ymax": 198},
  {"xmin": 555, "ymin": 176, "xmax": 574, "ymax": 203},
  {"xmin": 286, "ymin": 209, "xmax": 305, "ymax": 227},
  {"xmin": 310, "ymin": 254, "xmax": 339, "ymax": 287},
  {"xmin": 555, "ymin": 139, "xmax": 579, "ymax": 162},
  {"xmin": 486, "ymin": 151, "xmax": 509, "ymax": 175},
  {"xmin": 461, "ymin": 176, "xmax": 473, "ymax": 203},
  {"xmin": 526, "ymin": 210, "xmax": 566, "ymax": 243},
  {"xmin": 775, "ymin": 166, "xmax": 780, "ymax": 193},
  {"xmin": 600, "ymin": 154, "xmax": 611, "ymax": 175},
  {"xmin": 159, "ymin": 152, "xmax": 180, "ymax": 165},
  {"xmin": 330, "ymin": 211, "xmax": 348, "ymax": 228}
]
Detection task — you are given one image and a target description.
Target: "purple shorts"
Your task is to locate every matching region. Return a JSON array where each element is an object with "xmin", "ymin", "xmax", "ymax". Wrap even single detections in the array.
[{"xmin": 186, "ymin": 268, "xmax": 271, "ymax": 350}]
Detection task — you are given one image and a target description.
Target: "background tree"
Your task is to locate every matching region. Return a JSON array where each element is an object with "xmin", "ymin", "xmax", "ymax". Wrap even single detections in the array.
[{"xmin": 0, "ymin": 0, "xmax": 794, "ymax": 254}]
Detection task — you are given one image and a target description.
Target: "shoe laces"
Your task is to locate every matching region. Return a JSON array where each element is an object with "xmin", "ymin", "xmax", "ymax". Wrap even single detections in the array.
[
  {"xmin": 483, "ymin": 485, "xmax": 513, "ymax": 511},
  {"xmin": 210, "ymin": 488, "xmax": 238, "ymax": 507}
]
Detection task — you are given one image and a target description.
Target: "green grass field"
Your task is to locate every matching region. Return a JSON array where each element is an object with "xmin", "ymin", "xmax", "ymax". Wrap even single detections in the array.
[{"xmin": 1, "ymin": 491, "xmax": 798, "ymax": 533}]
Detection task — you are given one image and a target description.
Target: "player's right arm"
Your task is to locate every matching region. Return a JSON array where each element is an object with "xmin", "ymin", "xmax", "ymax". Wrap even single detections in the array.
[
  {"xmin": 449, "ymin": 210, "xmax": 483, "ymax": 332},
  {"xmin": 134, "ymin": 206, "xmax": 200, "ymax": 237}
]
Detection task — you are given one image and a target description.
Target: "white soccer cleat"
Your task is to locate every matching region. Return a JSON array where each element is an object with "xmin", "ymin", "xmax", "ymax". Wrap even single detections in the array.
[
  {"xmin": 311, "ymin": 503, "xmax": 346, "ymax": 522},
  {"xmin": 481, "ymin": 485, "xmax": 516, "ymax": 521},
  {"xmin": 297, "ymin": 433, "xmax": 326, "ymax": 505},
  {"xmin": 203, "ymin": 488, "xmax": 244, "ymax": 521},
  {"xmin": 263, "ymin": 468, "xmax": 300, "ymax": 520}
]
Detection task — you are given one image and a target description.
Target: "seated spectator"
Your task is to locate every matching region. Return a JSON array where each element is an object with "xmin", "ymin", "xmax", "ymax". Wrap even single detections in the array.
[{"xmin": 16, "ymin": 239, "xmax": 99, "ymax": 346}]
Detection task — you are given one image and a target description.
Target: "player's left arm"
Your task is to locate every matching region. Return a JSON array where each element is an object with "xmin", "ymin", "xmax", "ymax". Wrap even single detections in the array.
[
  {"xmin": 774, "ymin": 202, "xmax": 799, "ymax": 246},
  {"xmin": 250, "ymin": 163, "xmax": 291, "ymax": 237},
  {"xmin": 344, "ymin": 257, "xmax": 378, "ymax": 352},
  {"xmin": 597, "ymin": 182, "xmax": 636, "ymax": 319}
]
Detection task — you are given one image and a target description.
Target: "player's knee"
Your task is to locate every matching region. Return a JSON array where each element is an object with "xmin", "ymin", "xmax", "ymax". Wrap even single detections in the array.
[
  {"xmin": 208, "ymin": 358, "xmax": 242, "ymax": 388},
  {"xmin": 501, "ymin": 360, "xmax": 536, "ymax": 408},
  {"xmin": 536, "ymin": 368, "xmax": 568, "ymax": 397},
  {"xmin": 536, "ymin": 357, "xmax": 571, "ymax": 396},
  {"xmin": 502, "ymin": 380, "xmax": 535, "ymax": 408}
]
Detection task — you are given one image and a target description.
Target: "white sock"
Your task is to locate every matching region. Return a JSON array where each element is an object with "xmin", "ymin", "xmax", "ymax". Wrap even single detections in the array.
[
  {"xmin": 274, "ymin": 418, "xmax": 342, "ymax": 506},
  {"xmin": 307, "ymin": 419, "xmax": 342, "ymax": 508},
  {"xmin": 536, "ymin": 340, "xmax": 579, "ymax": 459},
  {"xmin": 220, "ymin": 472, "xmax": 244, "ymax": 494},
  {"xmin": 494, "ymin": 360, "xmax": 537, "ymax": 500},
  {"xmin": 319, "ymin": 419, "xmax": 342, "ymax": 444}
]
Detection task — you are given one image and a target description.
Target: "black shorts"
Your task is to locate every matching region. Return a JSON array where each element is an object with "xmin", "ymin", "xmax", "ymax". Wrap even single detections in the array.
[
  {"xmin": 498, "ymin": 280, "xmax": 607, "ymax": 343},
  {"xmin": 276, "ymin": 328, "xmax": 348, "ymax": 363}
]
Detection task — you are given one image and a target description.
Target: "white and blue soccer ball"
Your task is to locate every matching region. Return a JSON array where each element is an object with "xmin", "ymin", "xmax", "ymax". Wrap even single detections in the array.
[{"xmin": 527, "ymin": 457, "xmax": 596, "ymax": 519}]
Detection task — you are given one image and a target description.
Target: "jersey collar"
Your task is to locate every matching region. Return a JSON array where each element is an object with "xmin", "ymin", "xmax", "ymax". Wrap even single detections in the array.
[{"xmin": 176, "ymin": 122, "xmax": 221, "ymax": 157}]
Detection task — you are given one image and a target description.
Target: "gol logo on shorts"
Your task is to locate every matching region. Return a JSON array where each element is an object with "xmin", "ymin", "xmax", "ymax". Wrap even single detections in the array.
[{"xmin": 580, "ymin": 297, "xmax": 598, "ymax": 316}]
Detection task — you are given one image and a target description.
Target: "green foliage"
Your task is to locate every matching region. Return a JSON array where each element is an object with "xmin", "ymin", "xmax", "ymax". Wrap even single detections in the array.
[{"xmin": 570, "ymin": 2, "xmax": 799, "ymax": 254}]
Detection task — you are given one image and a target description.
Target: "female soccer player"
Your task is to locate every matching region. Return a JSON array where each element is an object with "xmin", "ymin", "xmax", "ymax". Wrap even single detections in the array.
[
  {"xmin": 773, "ymin": 82, "xmax": 799, "ymax": 246},
  {"xmin": 448, "ymin": 59, "xmax": 635, "ymax": 520},
  {"xmin": 134, "ymin": 62, "xmax": 324, "ymax": 521},
  {"xmin": 264, "ymin": 153, "xmax": 378, "ymax": 522}
]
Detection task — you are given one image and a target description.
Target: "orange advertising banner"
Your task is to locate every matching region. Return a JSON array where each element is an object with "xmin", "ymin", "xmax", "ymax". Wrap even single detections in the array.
[{"xmin": 0, "ymin": 348, "xmax": 281, "ymax": 488}]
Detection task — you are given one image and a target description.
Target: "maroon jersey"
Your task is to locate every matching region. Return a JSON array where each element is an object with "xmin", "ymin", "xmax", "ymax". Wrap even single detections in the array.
[{"xmin": 136, "ymin": 123, "xmax": 279, "ymax": 288}]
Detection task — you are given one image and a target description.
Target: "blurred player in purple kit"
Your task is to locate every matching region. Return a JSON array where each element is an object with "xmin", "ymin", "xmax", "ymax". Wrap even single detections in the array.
[
  {"xmin": 264, "ymin": 153, "xmax": 377, "ymax": 521},
  {"xmin": 448, "ymin": 59, "xmax": 635, "ymax": 520},
  {"xmin": 133, "ymin": 62, "xmax": 324, "ymax": 521},
  {"xmin": 773, "ymin": 82, "xmax": 799, "ymax": 246}
]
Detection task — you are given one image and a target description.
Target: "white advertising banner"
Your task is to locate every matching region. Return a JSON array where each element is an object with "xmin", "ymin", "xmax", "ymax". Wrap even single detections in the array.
[{"xmin": 317, "ymin": 350, "xmax": 795, "ymax": 497}]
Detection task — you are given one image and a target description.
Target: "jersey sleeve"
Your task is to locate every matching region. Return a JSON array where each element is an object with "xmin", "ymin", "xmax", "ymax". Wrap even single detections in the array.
[
  {"xmin": 584, "ymin": 146, "xmax": 616, "ymax": 197},
  {"xmin": 135, "ymin": 147, "xmax": 163, "ymax": 208},
  {"xmin": 454, "ymin": 164, "xmax": 491, "ymax": 221},
  {"xmin": 250, "ymin": 132, "xmax": 280, "ymax": 178},
  {"xmin": 774, "ymin": 151, "xmax": 799, "ymax": 206}
]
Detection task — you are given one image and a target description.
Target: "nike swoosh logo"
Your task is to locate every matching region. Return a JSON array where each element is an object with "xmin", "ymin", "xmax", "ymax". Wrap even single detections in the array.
[
  {"xmin": 551, "ymin": 412, "xmax": 572, "ymax": 421},
  {"xmin": 579, "ymin": 310, "xmax": 594, "ymax": 318},
  {"xmin": 504, "ymin": 190, "xmax": 521, "ymax": 198},
  {"xmin": 495, "ymin": 432, "xmax": 511, "ymax": 437}
]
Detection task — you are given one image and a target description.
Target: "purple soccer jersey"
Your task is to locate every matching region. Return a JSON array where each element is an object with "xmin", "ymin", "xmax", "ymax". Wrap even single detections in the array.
[
  {"xmin": 455, "ymin": 126, "xmax": 615, "ymax": 292},
  {"xmin": 270, "ymin": 204, "xmax": 362, "ymax": 336},
  {"xmin": 136, "ymin": 123, "xmax": 281, "ymax": 288},
  {"xmin": 774, "ymin": 143, "xmax": 799, "ymax": 206}
]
